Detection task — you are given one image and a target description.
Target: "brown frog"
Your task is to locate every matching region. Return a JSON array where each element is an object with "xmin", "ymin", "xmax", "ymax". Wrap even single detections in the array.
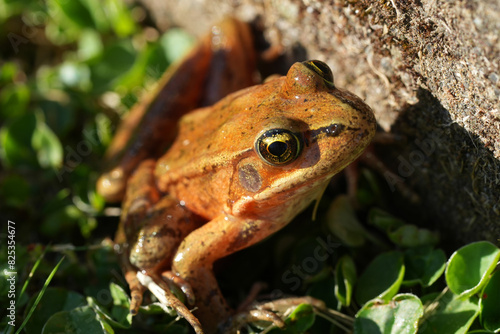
[{"xmin": 97, "ymin": 18, "xmax": 376, "ymax": 334}]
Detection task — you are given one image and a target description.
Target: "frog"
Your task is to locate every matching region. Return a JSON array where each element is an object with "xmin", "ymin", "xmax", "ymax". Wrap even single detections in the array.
[{"xmin": 97, "ymin": 18, "xmax": 376, "ymax": 334}]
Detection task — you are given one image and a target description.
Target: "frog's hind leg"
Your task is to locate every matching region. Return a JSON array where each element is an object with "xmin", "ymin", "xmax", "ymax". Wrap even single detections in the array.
[{"xmin": 96, "ymin": 18, "xmax": 257, "ymax": 203}]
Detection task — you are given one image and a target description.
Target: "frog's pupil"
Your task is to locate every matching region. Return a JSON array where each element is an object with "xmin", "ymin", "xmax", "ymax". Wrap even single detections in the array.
[{"xmin": 268, "ymin": 141, "xmax": 287, "ymax": 157}]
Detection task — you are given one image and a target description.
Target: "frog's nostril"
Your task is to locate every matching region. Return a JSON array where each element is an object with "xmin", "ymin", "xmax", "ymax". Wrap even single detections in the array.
[{"xmin": 325, "ymin": 123, "xmax": 343, "ymax": 137}]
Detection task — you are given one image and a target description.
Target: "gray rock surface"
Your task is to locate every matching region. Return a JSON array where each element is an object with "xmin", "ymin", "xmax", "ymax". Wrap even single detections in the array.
[{"xmin": 138, "ymin": 0, "xmax": 500, "ymax": 245}]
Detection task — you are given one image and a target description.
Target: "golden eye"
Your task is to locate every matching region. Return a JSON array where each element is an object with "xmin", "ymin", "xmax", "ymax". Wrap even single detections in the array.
[
  {"xmin": 255, "ymin": 129, "xmax": 302, "ymax": 165},
  {"xmin": 302, "ymin": 60, "xmax": 335, "ymax": 89}
]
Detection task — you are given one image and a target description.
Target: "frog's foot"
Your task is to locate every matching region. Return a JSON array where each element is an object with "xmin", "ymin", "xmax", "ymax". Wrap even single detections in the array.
[
  {"xmin": 225, "ymin": 309, "xmax": 286, "ymax": 333},
  {"xmin": 223, "ymin": 296, "xmax": 326, "ymax": 333},
  {"xmin": 235, "ymin": 282, "xmax": 268, "ymax": 313},
  {"xmin": 122, "ymin": 265, "xmax": 204, "ymax": 333},
  {"xmin": 161, "ymin": 270, "xmax": 195, "ymax": 305},
  {"xmin": 254, "ymin": 296, "xmax": 326, "ymax": 314},
  {"xmin": 136, "ymin": 271, "xmax": 204, "ymax": 334}
]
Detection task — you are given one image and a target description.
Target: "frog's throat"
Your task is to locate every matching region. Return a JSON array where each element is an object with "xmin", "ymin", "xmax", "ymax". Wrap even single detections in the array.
[{"xmin": 311, "ymin": 181, "xmax": 329, "ymax": 221}]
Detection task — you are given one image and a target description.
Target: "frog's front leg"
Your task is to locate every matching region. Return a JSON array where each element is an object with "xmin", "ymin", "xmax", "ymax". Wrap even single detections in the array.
[
  {"xmin": 172, "ymin": 215, "xmax": 285, "ymax": 333},
  {"xmin": 117, "ymin": 160, "xmax": 204, "ymax": 332}
]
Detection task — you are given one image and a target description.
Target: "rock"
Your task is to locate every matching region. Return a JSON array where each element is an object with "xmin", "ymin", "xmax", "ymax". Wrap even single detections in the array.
[{"xmin": 138, "ymin": 0, "xmax": 500, "ymax": 245}]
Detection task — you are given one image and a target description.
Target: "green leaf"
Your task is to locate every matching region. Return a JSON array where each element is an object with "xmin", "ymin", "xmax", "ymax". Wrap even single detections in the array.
[
  {"xmin": 268, "ymin": 303, "xmax": 316, "ymax": 333},
  {"xmin": 40, "ymin": 205, "xmax": 85, "ymax": 237},
  {"xmin": 159, "ymin": 28, "xmax": 196, "ymax": 64},
  {"xmin": 356, "ymin": 168, "xmax": 384, "ymax": 207},
  {"xmin": 0, "ymin": 83, "xmax": 30, "ymax": 118},
  {"xmin": 89, "ymin": 39, "xmax": 137, "ymax": 92},
  {"xmin": 445, "ymin": 241, "xmax": 500, "ymax": 298},
  {"xmin": 0, "ymin": 174, "xmax": 31, "ymax": 208},
  {"xmin": 355, "ymin": 251, "xmax": 405, "ymax": 305},
  {"xmin": 42, "ymin": 306, "xmax": 113, "ymax": 334},
  {"xmin": 419, "ymin": 290, "xmax": 479, "ymax": 334},
  {"xmin": 23, "ymin": 287, "xmax": 86, "ymax": 334},
  {"xmin": 0, "ymin": 113, "xmax": 38, "ymax": 168},
  {"xmin": 102, "ymin": 0, "xmax": 136, "ymax": 37},
  {"xmin": 354, "ymin": 294, "xmax": 423, "ymax": 334},
  {"xmin": 109, "ymin": 283, "xmax": 129, "ymax": 307},
  {"xmin": 0, "ymin": 0, "xmax": 31, "ymax": 21},
  {"xmin": 78, "ymin": 0, "xmax": 110, "ymax": 32},
  {"xmin": 109, "ymin": 283, "xmax": 132, "ymax": 327},
  {"xmin": 285, "ymin": 303, "xmax": 316, "ymax": 332},
  {"xmin": 326, "ymin": 195, "xmax": 367, "ymax": 247},
  {"xmin": 39, "ymin": 99, "xmax": 76, "ymax": 137},
  {"xmin": 77, "ymin": 29, "xmax": 103, "ymax": 61},
  {"xmin": 114, "ymin": 42, "xmax": 167, "ymax": 91},
  {"xmin": 58, "ymin": 61, "xmax": 92, "ymax": 91},
  {"xmin": 87, "ymin": 296, "xmax": 131, "ymax": 329},
  {"xmin": 288, "ymin": 237, "xmax": 328, "ymax": 280},
  {"xmin": 0, "ymin": 62, "xmax": 20, "ymax": 84},
  {"xmin": 307, "ymin": 276, "xmax": 339, "ymax": 310},
  {"xmin": 32, "ymin": 114, "xmax": 63, "ymax": 168},
  {"xmin": 368, "ymin": 208, "xmax": 405, "ymax": 232},
  {"xmin": 388, "ymin": 224, "xmax": 439, "ymax": 248},
  {"xmin": 480, "ymin": 270, "xmax": 500, "ymax": 332},
  {"xmin": 335, "ymin": 255, "xmax": 357, "ymax": 307},
  {"xmin": 403, "ymin": 247, "xmax": 446, "ymax": 287},
  {"xmin": 35, "ymin": 65, "xmax": 64, "ymax": 92},
  {"xmin": 47, "ymin": 0, "xmax": 95, "ymax": 30},
  {"xmin": 95, "ymin": 113, "xmax": 113, "ymax": 148}
]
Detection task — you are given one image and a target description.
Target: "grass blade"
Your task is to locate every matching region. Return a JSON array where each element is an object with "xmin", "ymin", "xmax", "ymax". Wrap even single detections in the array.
[
  {"xmin": 14, "ymin": 256, "xmax": 65, "ymax": 334},
  {"xmin": 17, "ymin": 246, "xmax": 49, "ymax": 304}
]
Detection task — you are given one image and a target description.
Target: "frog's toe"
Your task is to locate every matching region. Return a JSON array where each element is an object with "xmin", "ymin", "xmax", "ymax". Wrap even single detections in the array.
[
  {"xmin": 136, "ymin": 271, "xmax": 204, "ymax": 334},
  {"xmin": 255, "ymin": 296, "xmax": 326, "ymax": 313},
  {"xmin": 96, "ymin": 167, "xmax": 126, "ymax": 202},
  {"xmin": 124, "ymin": 270, "xmax": 146, "ymax": 315},
  {"xmin": 161, "ymin": 270, "xmax": 195, "ymax": 305},
  {"xmin": 124, "ymin": 268, "xmax": 202, "ymax": 334},
  {"xmin": 223, "ymin": 309, "xmax": 285, "ymax": 333},
  {"xmin": 223, "ymin": 296, "xmax": 326, "ymax": 333}
]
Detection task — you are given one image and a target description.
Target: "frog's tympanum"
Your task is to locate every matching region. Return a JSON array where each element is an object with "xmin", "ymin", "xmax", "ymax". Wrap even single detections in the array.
[{"xmin": 97, "ymin": 18, "xmax": 376, "ymax": 334}]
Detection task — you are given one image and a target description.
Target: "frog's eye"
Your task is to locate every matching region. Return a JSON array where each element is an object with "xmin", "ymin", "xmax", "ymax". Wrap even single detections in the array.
[
  {"xmin": 302, "ymin": 60, "xmax": 335, "ymax": 89},
  {"xmin": 255, "ymin": 129, "xmax": 302, "ymax": 165}
]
